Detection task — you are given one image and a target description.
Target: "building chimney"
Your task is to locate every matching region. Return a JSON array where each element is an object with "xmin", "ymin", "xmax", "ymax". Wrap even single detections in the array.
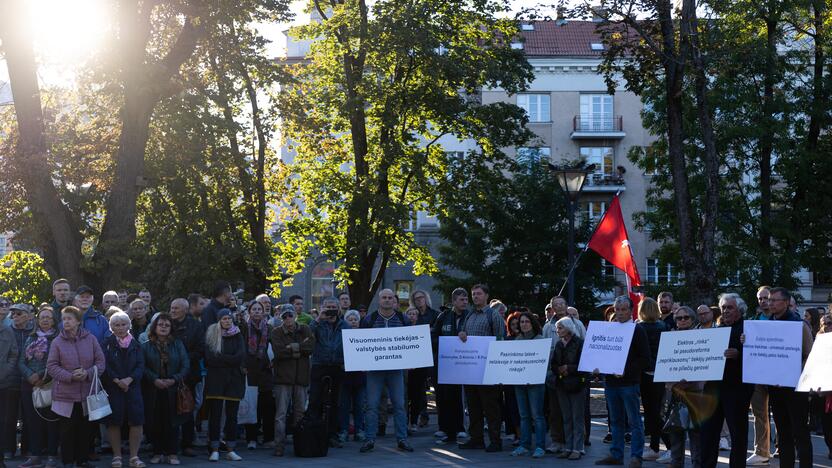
[{"xmin": 556, "ymin": 7, "xmax": 568, "ymax": 26}]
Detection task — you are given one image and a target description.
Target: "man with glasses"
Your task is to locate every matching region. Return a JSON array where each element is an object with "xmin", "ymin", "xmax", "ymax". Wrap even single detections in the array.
[
  {"xmin": 0, "ymin": 298, "xmax": 10, "ymax": 328},
  {"xmin": 747, "ymin": 286, "xmax": 774, "ymax": 466},
  {"xmin": 765, "ymin": 287, "xmax": 814, "ymax": 468}
]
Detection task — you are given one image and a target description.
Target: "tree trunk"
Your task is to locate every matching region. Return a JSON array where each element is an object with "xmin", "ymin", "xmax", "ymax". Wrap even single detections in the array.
[{"xmin": 0, "ymin": 0, "xmax": 84, "ymax": 285}]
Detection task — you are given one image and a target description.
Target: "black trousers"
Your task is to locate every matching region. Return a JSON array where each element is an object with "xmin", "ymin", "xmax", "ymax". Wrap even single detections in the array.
[
  {"xmin": 822, "ymin": 409, "xmax": 832, "ymax": 454},
  {"xmin": 149, "ymin": 389, "xmax": 180, "ymax": 456},
  {"xmin": 641, "ymin": 373, "xmax": 669, "ymax": 452},
  {"xmin": 21, "ymin": 387, "xmax": 59, "ymax": 457},
  {"xmin": 245, "ymin": 388, "xmax": 276, "ymax": 443},
  {"xmin": 60, "ymin": 403, "xmax": 92, "ymax": 465},
  {"xmin": 465, "ymin": 385, "xmax": 502, "ymax": 446},
  {"xmin": 208, "ymin": 399, "xmax": 240, "ymax": 449},
  {"xmin": 435, "ymin": 384, "xmax": 464, "ymax": 437},
  {"xmin": 308, "ymin": 365, "xmax": 344, "ymax": 439},
  {"xmin": 407, "ymin": 368, "xmax": 429, "ymax": 424},
  {"xmin": 769, "ymin": 386, "xmax": 813, "ymax": 468},
  {"xmin": 700, "ymin": 382, "xmax": 753, "ymax": 468}
]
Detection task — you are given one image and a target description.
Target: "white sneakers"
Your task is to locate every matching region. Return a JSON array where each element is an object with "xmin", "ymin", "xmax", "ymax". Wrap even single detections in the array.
[
  {"xmin": 656, "ymin": 450, "xmax": 672, "ymax": 464},
  {"xmin": 225, "ymin": 451, "xmax": 243, "ymax": 461},
  {"xmin": 208, "ymin": 452, "xmax": 219, "ymax": 462},
  {"xmin": 433, "ymin": 430, "xmax": 447, "ymax": 438},
  {"xmin": 642, "ymin": 448, "xmax": 661, "ymax": 461},
  {"xmin": 746, "ymin": 454, "xmax": 771, "ymax": 465}
]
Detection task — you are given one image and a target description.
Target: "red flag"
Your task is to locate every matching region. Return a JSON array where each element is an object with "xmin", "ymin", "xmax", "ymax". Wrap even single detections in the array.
[{"xmin": 588, "ymin": 194, "xmax": 642, "ymax": 288}]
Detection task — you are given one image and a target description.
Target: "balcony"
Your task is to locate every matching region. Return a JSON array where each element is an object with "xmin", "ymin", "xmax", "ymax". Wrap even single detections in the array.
[
  {"xmin": 582, "ymin": 172, "xmax": 626, "ymax": 192},
  {"xmin": 570, "ymin": 115, "xmax": 626, "ymax": 140}
]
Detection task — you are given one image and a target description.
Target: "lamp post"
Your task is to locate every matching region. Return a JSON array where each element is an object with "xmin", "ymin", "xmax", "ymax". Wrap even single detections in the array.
[{"xmin": 548, "ymin": 163, "xmax": 592, "ymax": 306}]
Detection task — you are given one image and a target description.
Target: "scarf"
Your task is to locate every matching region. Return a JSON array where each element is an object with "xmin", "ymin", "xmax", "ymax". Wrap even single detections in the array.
[
  {"xmin": 153, "ymin": 336, "xmax": 171, "ymax": 377},
  {"xmin": 117, "ymin": 333, "xmax": 133, "ymax": 349},
  {"xmin": 247, "ymin": 318, "xmax": 269, "ymax": 357},
  {"xmin": 25, "ymin": 329, "xmax": 55, "ymax": 360},
  {"xmin": 222, "ymin": 324, "xmax": 241, "ymax": 337}
]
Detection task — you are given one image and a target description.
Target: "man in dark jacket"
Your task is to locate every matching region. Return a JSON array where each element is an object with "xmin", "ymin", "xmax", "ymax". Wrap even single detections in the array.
[
  {"xmin": 308, "ymin": 297, "xmax": 348, "ymax": 448},
  {"xmin": 431, "ymin": 288, "xmax": 469, "ymax": 445},
  {"xmin": 765, "ymin": 288, "xmax": 814, "ymax": 468},
  {"xmin": 595, "ymin": 295, "xmax": 650, "ymax": 467},
  {"xmin": 202, "ymin": 281, "xmax": 233, "ymax": 327},
  {"xmin": 699, "ymin": 292, "xmax": 755, "ymax": 468},
  {"xmin": 270, "ymin": 308, "xmax": 314, "ymax": 456},
  {"xmin": 169, "ymin": 298, "xmax": 205, "ymax": 457},
  {"xmin": 0, "ymin": 318, "xmax": 19, "ymax": 467},
  {"xmin": 4, "ymin": 305, "xmax": 32, "ymax": 460}
]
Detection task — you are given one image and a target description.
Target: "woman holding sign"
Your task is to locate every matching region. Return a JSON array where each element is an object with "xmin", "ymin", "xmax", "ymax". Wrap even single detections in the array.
[
  {"xmin": 510, "ymin": 311, "xmax": 547, "ymax": 458},
  {"xmin": 551, "ymin": 316, "xmax": 586, "ymax": 460}
]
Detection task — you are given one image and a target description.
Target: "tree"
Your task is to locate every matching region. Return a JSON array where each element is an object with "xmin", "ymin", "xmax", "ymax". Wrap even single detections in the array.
[
  {"xmin": 0, "ymin": 251, "xmax": 51, "ymax": 304},
  {"xmin": 275, "ymin": 0, "xmax": 534, "ymax": 307},
  {"xmin": 436, "ymin": 161, "xmax": 612, "ymax": 315}
]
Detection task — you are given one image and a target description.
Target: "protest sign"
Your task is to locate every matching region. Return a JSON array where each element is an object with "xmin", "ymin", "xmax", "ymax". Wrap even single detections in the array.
[
  {"xmin": 797, "ymin": 332, "xmax": 832, "ymax": 392},
  {"xmin": 653, "ymin": 327, "xmax": 732, "ymax": 382},
  {"xmin": 342, "ymin": 324, "xmax": 433, "ymax": 371},
  {"xmin": 482, "ymin": 339, "xmax": 551, "ymax": 385},
  {"xmin": 437, "ymin": 336, "xmax": 494, "ymax": 385},
  {"xmin": 577, "ymin": 321, "xmax": 636, "ymax": 375},
  {"xmin": 742, "ymin": 320, "xmax": 803, "ymax": 387}
]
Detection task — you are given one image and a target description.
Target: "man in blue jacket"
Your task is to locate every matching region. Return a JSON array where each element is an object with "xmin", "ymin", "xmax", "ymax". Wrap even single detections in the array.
[
  {"xmin": 308, "ymin": 297, "xmax": 348, "ymax": 449},
  {"xmin": 75, "ymin": 285, "xmax": 111, "ymax": 344}
]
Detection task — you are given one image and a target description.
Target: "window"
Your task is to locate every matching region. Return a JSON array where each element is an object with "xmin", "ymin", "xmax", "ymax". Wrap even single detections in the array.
[
  {"xmin": 601, "ymin": 259, "xmax": 615, "ymax": 279},
  {"xmin": 579, "ymin": 94, "xmax": 614, "ymax": 131},
  {"xmin": 646, "ymin": 258, "xmax": 680, "ymax": 284},
  {"xmin": 580, "ymin": 147, "xmax": 614, "ymax": 176},
  {"xmin": 516, "ymin": 147, "xmax": 550, "ymax": 168},
  {"xmin": 580, "ymin": 201, "xmax": 607, "ymax": 223},
  {"xmin": 517, "ymin": 94, "xmax": 550, "ymax": 122},
  {"xmin": 590, "ymin": 43, "xmax": 604, "ymax": 51},
  {"xmin": 646, "ymin": 258, "xmax": 659, "ymax": 283},
  {"xmin": 310, "ymin": 261, "xmax": 335, "ymax": 310}
]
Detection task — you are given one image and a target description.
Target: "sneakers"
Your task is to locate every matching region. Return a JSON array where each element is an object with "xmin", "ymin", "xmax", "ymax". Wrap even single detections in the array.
[
  {"xmin": 456, "ymin": 431, "xmax": 469, "ymax": 439},
  {"xmin": 510, "ymin": 447, "xmax": 529, "ymax": 457},
  {"xmin": 359, "ymin": 441, "xmax": 375, "ymax": 453},
  {"xmin": 149, "ymin": 455, "xmax": 163, "ymax": 464},
  {"xmin": 603, "ymin": 433, "xmax": 613, "ymax": 444},
  {"xmin": 224, "ymin": 451, "xmax": 242, "ymax": 461},
  {"xmin": 433, "ymin": 430, "xmax": 447, "ymax": 438},
  {"xmin": 545, "ymin": 443, "xmax": 563, "ymax": 454},
  {"xmin": 485, "ymin": 442, "xmax": 502, "ymax": 453},
  {"xmin": 397, "ymin": 440, "xmax": 414, "ymax": 452},
  {"xmin": 719, "ymin": 437, "xmax": 731, "ymax": 451},
  {"xmin": 208, "ymin": 452, "xmax": 219, "ymax": 462},
  {"xmin": 657, "ymin": 451, "xmax": 672, "ymax": 464},
  {"xmin": 595, "ymin": 455, "xmax": 624, "ymax": 465},
  {"xmin": 643, "ymin": 448, "xmax": 661, "ymax": 461},
  {"xmin": 568, "ymin": 451, "xmax": 582, "ymax": 460},
  {"xmin": 246, "ymin": 441, "xmax": 257, "ymax": 450},
  {"xmin": 746, "ymin": 454, "xmax": 770, "ymax": 465},
  {"xmin": 532, "ymin": 448, "xmax": 545, "ymax": 458}
]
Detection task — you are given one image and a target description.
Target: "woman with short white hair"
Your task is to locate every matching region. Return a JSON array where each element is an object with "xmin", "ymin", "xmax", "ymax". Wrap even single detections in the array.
[
  {"xmin": 102, "ymin": 310, "xmax": 146, "ymax": 468},
  {"xmin": 551, "ymin": 316, "xmax": 587, "ymax": 460}
]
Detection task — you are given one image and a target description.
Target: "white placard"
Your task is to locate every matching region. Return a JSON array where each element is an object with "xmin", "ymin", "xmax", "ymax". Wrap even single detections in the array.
[
  {"xmin": 342, "ymin": 324, "xmax": 434, "ymax": 371},
  {"xmin": 797, "ymin": 332, "xmax": 832, "ymax": 392},
  {"xmin": 437, "ymin": 336, "xmax": 494, "ymax": 385},
  {"xmin": 653, "ymin": 327, "xmax": 732, "ymax": 382},
  {"xmin": 578, "ymin": 321, "xmax": 636, "ymax": 375},
  {"xmin": 742, "ymin": 320, "xmax": 803, "ymax": 387},
  {"xmin": 482, "ymin": 339, "xmax": 551, "ymax": 385}
]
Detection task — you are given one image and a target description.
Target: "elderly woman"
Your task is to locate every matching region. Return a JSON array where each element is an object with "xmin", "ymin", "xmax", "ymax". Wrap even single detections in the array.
[
  {"xmin": 129, "ymin": 299, "xmax": 149, "ymax": 340},
  {"xmin": 46, "ymin": 305, "xmax": 105, "ymax": 468},
  {"xmin": 637, "ymin": 297, "xmax": 669, "ymax": 461},
  {"xmin": 665, "ymin": 306, "xmax": 703, "ymax": 468},
  {"xmin": 101, "ymin": 310, "xmax": 146, "ymax": 468},
  {"xmin": 509, "ymin": 311, "xmax": 547, "ymax": 458},
  {"xmin": 552, "ymin": 315, "xmax": 586, "ymax": 460},
  {"xmin": 338, "ymin": 310, "xmax": 366, "ymax": 443},
  {"xmin": 205, "ymin": 309, "xmax": 245, "ymax": 462},
  {"xmin": 243, "ymin": 300, "xmax": 275, "ymax": 449},
  {"xmin": 18, "ymin": 306, "xmax": 60, "ymax": 468},
  {"xmin": 141, "ymin": 313, "xmax": 189, "ymax": 465}
]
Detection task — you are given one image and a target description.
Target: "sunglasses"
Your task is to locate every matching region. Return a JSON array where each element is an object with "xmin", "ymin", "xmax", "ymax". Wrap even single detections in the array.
[{"xmin": 675, "ymin": 316, "xmax": 692, "ymax": 321}]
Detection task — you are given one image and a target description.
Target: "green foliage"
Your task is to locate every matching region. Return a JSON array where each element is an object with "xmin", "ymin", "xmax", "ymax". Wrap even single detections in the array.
[
  {"xmin": 0, "ymin": 251, "xmax": 51, "ymax": 305},
  {"xmin": 436, "ymin": 163, "xmax": 613, "ymax": 316},
  {"xmin": 275, "ymin": 0, "xmax": 534, "ymax": 304}
]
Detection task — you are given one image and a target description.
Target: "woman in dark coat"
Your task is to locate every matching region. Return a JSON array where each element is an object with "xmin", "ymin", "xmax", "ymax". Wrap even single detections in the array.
[
  {"xmin": 103, "ymin": 310, "xmax": 146, "ymax": 468},
  {"xmin": 242, "ymin": 301, "xmax": 274, "ymax": 449},
  {"xmin": 141, "ymin": 313, "xmax": 189, "ymax": 465},
  {"xmin": 205, "ymin": 309, "xmax": 246, "ymax": 462}
]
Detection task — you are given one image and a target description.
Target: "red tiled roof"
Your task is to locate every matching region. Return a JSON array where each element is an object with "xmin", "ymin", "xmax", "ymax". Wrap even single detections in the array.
[{"xmin": 520, "ymin": 20, "xmax": 607, "ymax": 57}]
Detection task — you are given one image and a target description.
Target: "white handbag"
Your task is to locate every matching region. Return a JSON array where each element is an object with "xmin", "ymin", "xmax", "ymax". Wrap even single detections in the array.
[
  {"xmin": 32, "ymin": 380, "xmax": 53, "ymax": 409},
  {"xmin": 86, "ymin": 366, "xmax": 112, "ymax": 421}
]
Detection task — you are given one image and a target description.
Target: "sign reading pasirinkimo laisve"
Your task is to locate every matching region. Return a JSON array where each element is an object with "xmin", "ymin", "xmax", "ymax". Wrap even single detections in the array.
[
  {"xmin": 342, "ymin": 324, "xmax": 434, "ymax": 371},
  {"xmin": 653, "ymin": 327, "xmax": 732, "ymax": 382}
]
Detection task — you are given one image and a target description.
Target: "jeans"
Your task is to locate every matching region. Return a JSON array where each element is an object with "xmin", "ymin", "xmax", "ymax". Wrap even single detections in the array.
[
  {"xmin": 605, "ymin": 384, "xmax": 645, "ymax": 461},
  {"xmin": 338, "ymin": 380, "xmax": 366, "ymax": 434},
  {"xmin": 21, "ymin": 387, "xmax": 60, "ymax": 457},
  {"xmin": 365, "ymin": 370, "xmax": 407, "ymax": 442},
  {"xmin": 557, "ymin": 387, "xmax": 586, "ymax": 453},
  {"xmin": 515, "ymin": 384, "xmax": 546, "ymax": 451},
  {"xmin": 769, "ymin": 386, "xmax": 813, "ymax": 468},
  {"xmin": 435, "ymin": 384, "xmax": 464, "ymax": 437},
  {"xmin": 273, "ymin": 384, "xmax": 307, "ymax": 447},
  {"xmin": 700, "ymin": 382, "xmax": 753, "ymax": 468},
  {"xmin": 208, "ymin": 399, "xmax": 239, "ymax": 450}
]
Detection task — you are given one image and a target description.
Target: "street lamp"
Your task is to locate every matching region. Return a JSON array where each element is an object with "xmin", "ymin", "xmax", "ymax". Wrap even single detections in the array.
[{"xmin": 548, "ymin": 163, "xmax": 593, "ymax": 306}]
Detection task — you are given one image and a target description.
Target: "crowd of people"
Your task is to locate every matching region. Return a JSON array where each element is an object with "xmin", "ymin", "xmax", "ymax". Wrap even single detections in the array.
[{"xmin": 0, "ymin": 279, "xmax": 828, "ymax": 468}]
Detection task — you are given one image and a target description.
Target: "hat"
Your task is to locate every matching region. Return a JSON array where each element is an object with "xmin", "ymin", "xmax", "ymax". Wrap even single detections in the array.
[
  {"xmin": 217, "ymin": 308, "xmax": 232, "ymax": 321},
  {"xmin": 10, "ymin": 304, "xmax": 29, "ymax": 314},
  {"xmin": 279, "ymin": 304, "xmax": 295, "ymax": 319},
  {"xmin": 76, "ymin": 285, "xmax": 94, "ymax": 296}
]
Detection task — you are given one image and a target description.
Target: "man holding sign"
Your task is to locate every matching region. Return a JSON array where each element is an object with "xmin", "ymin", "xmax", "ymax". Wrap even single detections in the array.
[
  {"xmin": 431, "ymin": 288, "xmax": 470, "ymax": 445},
  {"xmin": 593, "ymin": 296, "xmax": 650, "ymax": 467},
  {"xmin": 358, "ymin": 289, "xmax": 414, "ymax": 454}
]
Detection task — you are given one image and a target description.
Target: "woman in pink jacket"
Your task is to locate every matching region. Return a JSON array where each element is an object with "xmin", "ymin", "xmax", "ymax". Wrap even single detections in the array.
[{"xmin": 46, "ymin": 305, "xmax": 105, "ymax": 468}]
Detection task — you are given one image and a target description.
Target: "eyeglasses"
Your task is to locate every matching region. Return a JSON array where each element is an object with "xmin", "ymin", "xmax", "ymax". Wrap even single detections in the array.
[
  {"xmin": 0, "ymin": 302, "xmax": 10, "ymax": 307},
  {"xmin": 675, "ymin": 316, "xmax": 692, "ymax": 321}
]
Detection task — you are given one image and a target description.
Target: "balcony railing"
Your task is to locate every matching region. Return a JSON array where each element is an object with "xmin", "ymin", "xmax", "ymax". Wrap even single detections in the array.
[
  {"xmin": 585, "ymin": 173, "xmax": 625, "ymax": 186},
  {"xmin": 573, "ymin": 115, "xmax": 623, "ymax": 132}
]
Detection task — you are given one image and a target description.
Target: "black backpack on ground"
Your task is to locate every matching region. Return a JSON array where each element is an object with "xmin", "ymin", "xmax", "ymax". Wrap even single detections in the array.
[{"xmin": 293, "ymin": 376, "xmax": 332, "ymax": 457}]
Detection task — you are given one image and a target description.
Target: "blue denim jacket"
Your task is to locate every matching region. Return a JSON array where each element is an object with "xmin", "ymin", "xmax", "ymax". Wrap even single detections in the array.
[{"xmin": 309, "ymin": 318, "xmax": 348, "ymax": 366}]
